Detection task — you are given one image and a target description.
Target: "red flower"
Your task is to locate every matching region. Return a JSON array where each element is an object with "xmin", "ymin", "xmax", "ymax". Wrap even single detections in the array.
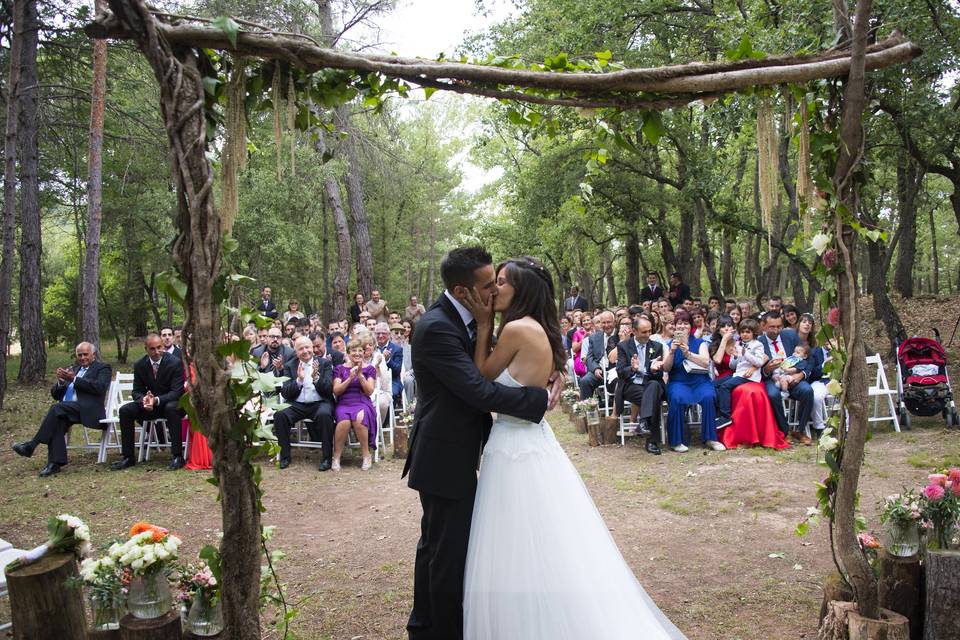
[
  {"xmin": 827, "ymin": 308, "xmax": 841, "ymax": 327},
  {"xmin": 822, "ymin": 249, "xmax": 838, "ymax": 269}
]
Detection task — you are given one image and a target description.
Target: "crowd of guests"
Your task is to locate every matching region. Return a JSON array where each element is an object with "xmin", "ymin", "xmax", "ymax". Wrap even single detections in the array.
[
  {"xmin": 565, "ymin": 271, "xmax": 834, "ymax": 456},
  {"xmin": 12, "ymin": 285, "xmax": 424, "ymax": 477}
]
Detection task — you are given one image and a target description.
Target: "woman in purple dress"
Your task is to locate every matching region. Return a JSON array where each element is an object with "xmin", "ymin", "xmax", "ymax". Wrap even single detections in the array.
[{"xmin": 332, "ymin": 338, "xmax": 378, "ymax": 470}]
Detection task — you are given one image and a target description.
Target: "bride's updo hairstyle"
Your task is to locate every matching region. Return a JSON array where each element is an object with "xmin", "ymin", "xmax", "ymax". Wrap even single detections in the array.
[{"xmin": 495, "ymin": 256, "xmax": 566, "ymax": 373}]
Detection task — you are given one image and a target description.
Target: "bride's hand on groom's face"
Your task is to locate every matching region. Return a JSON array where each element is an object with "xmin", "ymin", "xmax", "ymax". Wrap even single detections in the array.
[{"xmin": 463, "ymin": 286, "xmax": 493, "ymax": 325}]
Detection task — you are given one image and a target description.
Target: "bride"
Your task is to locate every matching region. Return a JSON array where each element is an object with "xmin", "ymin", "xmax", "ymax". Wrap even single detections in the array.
[{"xmin": 461, "ymin": 257, "xmax": 687, "ymax": 640}]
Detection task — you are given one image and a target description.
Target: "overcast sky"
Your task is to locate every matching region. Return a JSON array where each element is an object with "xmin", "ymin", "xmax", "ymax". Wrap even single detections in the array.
[{"xmin": 371, "ymin": 0, "xmax": 514, "ymax": 59}]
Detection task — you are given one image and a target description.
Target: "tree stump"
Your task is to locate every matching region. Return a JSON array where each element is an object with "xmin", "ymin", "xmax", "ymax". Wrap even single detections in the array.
[
  {"xmin": 923, "ymin": 550, "xmax": 960, "ymax": 640},
  {"xmin": 573, "ymin": 415, "xmax": 587, "ymax": 434},
  {"xmin": 819, "ymin": 574, "xmax": 855, "ymax": 625},
  {"xmin": 118, "ymin": 610, "xmax": 180, "ymax": 640},
  {"xmin": 88, "ymin": 629, "xmax": 122, "ymax": 640},
  {"xmin": 847, "ymin": 608, "xmax": 909, "ymax": 640},
  {"xmin": 877, "ymin": 550, "xmax": 923, "ymax": 640},
  {"xmin": 392, "ymin": 426, "xmax": 409, "ymax": 459},
  {"xmin": 601, "ymin": 416, "xmax": 620, "ymax": 444},
  {"xmin": 5, "ymin": 551, "xmax": 87, "ymax": 640},
  {"xmin": 586, "ymin": 420, "xmax": 600, "ymax": 446}
]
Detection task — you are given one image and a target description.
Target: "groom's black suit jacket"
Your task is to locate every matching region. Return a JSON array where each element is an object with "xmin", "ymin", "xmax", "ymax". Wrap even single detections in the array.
[{"xmin": 402, "ymin": 294, "xmax": 548, "ymax": 500}]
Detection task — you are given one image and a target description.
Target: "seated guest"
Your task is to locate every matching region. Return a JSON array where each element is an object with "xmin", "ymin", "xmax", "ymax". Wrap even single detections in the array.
[
  {"xmin": 608, "ymin": 315, "xmax": 636, "ymax": 415},
  {"xmin": 691, "ymin": 308, "xmax": 707, "ymax": 339},
  {"xmin": 112, "ymin": 334, "xmax": 186, "ymax": 470},
  {"xmin": 615, "ymin": 317, "xmax": 665, "ymax": 455},
  {"xmin": 729, "ymin": 306, "xmax": 742, "ymax": 326},
  {"xmin": 314, "ymin": 331, "xmax": 345, "ymax": 366},
  {"xmin": 282, "ymin": 299, "xmax": 304, "ymax": 324},
  {"xmin": 242, "ymin": 325, "xmax": 258, "ymax": 347},
  {"xmin": 774, "ymin": 344, "xmax": 812, "ymax": 397},
  {"xmin": 708, "ymin": 296, "xmax": 722, "ymax": 312},
  {"xmin": 652, "ymin": 311, "xmax": 674, "ymax": 346},
  {"xmin": 258, "ymin": 328, "xmax": 295, "ymax": 375},
  {"xmin": 330, "ymin": 331, "xmax": 347, "ymax": 357},
  {"xmin": 796, "ymin": 313, "xmax": 829, "ymax": 437},
  {"xmin": 724, "ymin": 298, "xmax": 738, "ymax": 313},
  {"xmin": 577, "ymin": 311, "xmax": 617, "ymax": 401},
  {"xmin": 781, "ymin": 304, "xmax": 799, "ymax": 329},
  {"xmin": 332, "ymin": 339, "xmax": 378, "ymax": 471},
  {"xmin": 766, "ymin": 295, "xmax": 783, "ymax": 313},
  {"xmin": 661, "ymin": 310, "xmax": 724, "ymax": 452},
  {"xmin": 571, "ymin": 319, "xmax": 588, "ymax": 379},
  {"xmin": 12, "ymin": 342, "xmax": 112, "ymax": 477},
  {"xmin": 160, "ymin": 326, "xmax": 181, "ymax": 359},
  {"xmin": 374, "ymin": 322, "xmax": 404, "ymax": 404},
  {"xmin": 362, "ymin": 332, "xmax": 392, "ymax": 433},
  {"xmin": 759, "ymin": 310, "xmax": 814, "ymax": 444},
  {"xmin": 256, "ymin": 286, "xmax": 279, "ymax": 320},
  {"xmin": 402, "ymin": 321, "xmax": 412, "ymax": 341},
  {"xmin": 251, "ymin": 327, "xmax": 269, "ymax": 356},
  {"xmin": 640, "ymin": 272, "xmax": 664, "ymax": 303},
  {"xmin": 274, "ymin": 336, "xmax": 336, "ymax": 471},
  {"xmin": 401, "ymin": 332, "xmax": 415, "ymax": 406},
  {"xmin": 738, "ymin": 300, "xmax": 752, "ymax": 318},
  {"xmin": 657, "ymin": 298, "xmax": 672, "ymax": 316},
  {"xmin": 714, "ymin": 318, "xmax": 767, "ymax": 427},
  {"xmin": 283, "ymin": 321, "xmax": 297, "ymax": 340}
]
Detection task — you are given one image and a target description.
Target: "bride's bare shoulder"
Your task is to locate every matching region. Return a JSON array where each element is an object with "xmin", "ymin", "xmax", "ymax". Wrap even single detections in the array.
[{"xmin": 501, "ymin": 317, "xmax": 546, "ymax": 335}]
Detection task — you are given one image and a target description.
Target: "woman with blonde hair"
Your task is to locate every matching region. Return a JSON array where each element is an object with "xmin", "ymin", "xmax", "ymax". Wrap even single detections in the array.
[{"xmin": 332, "ymin": 338, "xmax": 378, "ymax": 470}]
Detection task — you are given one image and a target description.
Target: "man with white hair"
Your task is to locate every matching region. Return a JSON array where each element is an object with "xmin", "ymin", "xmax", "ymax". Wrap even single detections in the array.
[
  {"xmin": 578, "ymin": 310, "xmax": 618, "ymax": 401},
  {"xmin": 274, "ymin": 336, "xmax": 336, "ymax": 470},
  {"xmin": 374, "ymin": 322, "xmax": 403, "ymax": 403},
  {"xmin": 12, "ymin": 342, "xmax": 112, "ymax": 476}
]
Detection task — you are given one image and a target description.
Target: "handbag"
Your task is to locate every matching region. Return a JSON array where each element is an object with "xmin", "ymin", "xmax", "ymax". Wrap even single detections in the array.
[{"xmin": 682, "ymin": 357, "xmax": 709, "ymax": 375}]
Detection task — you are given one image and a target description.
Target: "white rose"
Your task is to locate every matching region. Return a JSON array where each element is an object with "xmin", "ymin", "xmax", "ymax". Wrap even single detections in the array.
[
  {"xmin": 131, "ymin": 558, "xmax": 144, "ymax": 571},
  {"xmin": 820, "ymin": 434, "xmax": 839, "ymax": 452},
  {"xmin": 826, "ymin": 379, "xmax": 843, "ymax": 396},
  {"xmin": 156, "ymin": 547, "xmax": 170, "ymax": 561},
  {"xmin": 101, "ymin": 557, "xmax": 114, "ymax": 568},
  {"xmin": 75, "ymin": 525, "xmax": 90, "ymax": 541},
  {"xmin": 142, "ymin": 551, "xmax": 156, "ymax": 567},
  {"xmin": 811, "ymin": 233, "xmax": 831, "ymax": 255}
]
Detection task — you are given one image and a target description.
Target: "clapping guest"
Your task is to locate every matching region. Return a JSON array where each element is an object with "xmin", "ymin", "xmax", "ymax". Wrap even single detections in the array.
[
  {"xmin": 577, "ymin": 311, "xmax": 617, "ymax": 401},
  {"xmin": 365, "ymin": 289, "xmax": 390, "ymax": 323},
  {"xmin": 332, "ymin": 339, "xmax": 378, "ymax": 471},
  {"xmin": 362, "ymin": 332, "xmax": 392, "ymax": 436},
  {"xmin": 12, "ymin": 342, "xmax": 112, "ymax": 476},
  {"xmin": 375, "ymin": 322, "xmax": 404, "ymax": 404},
  {"xmin": 615, "ymin": 317, "xmax": 665, "ymax": 455},
  {"xmin": 404, "ymin": 295, "xmax": 426, "ymax": 326},
  {"xmin": 112, "ymin": 334, "xmax": 186, "ymax": 470},
  {"xmin": 274, "ymin": 336, "xmax": 336, "ymax": 471},
  {"xmin": 258, "ymin": 328, "xmax": 295, "ymax": 375}
]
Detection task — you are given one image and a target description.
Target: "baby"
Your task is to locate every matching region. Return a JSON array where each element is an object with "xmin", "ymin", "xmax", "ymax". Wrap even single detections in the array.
[{"xmin": 774, "ymin": 344, "xmax": 811, "ymax": 395}]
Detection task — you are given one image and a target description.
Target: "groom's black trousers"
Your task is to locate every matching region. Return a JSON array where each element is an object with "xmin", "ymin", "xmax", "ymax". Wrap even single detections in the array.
[{"xmin": 407, "ymin": 488, "xmax": 476, "ymax": 640}]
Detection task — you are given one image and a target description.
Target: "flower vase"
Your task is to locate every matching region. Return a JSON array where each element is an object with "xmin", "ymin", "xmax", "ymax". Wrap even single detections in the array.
[
  {"xmin": 883, "ymin": 520, "xmax": 920, "ymax": 557},
  {"xmin": 126, "ymin": 571, "xmax": 172, "ymax": 619},
  {"xmin": 586, "ymin": 408, "xmax": 600, "ymax": 423},
  {"xmin": 89, "ymin": 593, "xmax": 122, "ymax": 630},
  {"xmin": 186, "ymin": 592, "xmax": 224, "ymax": 636}
]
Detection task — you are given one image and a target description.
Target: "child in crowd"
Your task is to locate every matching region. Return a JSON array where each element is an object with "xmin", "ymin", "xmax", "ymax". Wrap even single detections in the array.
[
  {"xmin": 714, "ymin": 318, "xmax": 768, "ymax": 427},
  {"xmin": 774, "ymin": 344, "xmax": 811, "ymax": 397}
]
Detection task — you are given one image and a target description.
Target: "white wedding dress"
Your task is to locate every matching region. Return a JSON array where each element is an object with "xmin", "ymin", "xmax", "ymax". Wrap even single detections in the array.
[{"xmin": 463, "ymin": 369, "xmax": 688, "ymax": 640}]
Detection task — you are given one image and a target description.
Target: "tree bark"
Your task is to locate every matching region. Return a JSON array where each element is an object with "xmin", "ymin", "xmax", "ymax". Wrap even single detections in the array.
[
  {"xmin": 696, "ymin": 199, "xmax": 723, "ymax": 298},
  {"xmin": 928, "ymin": 206, "xmax": 939, "ymax": 294},
  {"xmin": 624, "ymin": 229, "xmax": 640, "ymax": 304},
  {"xmin": 100, "ymin": 2, "xmax": 263, "ymax": 638},
  {"xmin": 877, "ymin": 550, "xmax": 922, "ymax": 640},
  {"xmin": 16, "ymin": 0, "xmax": 46, "ymax": 384},
  {"xmin": 721, "ymin": 226, "xmax": 733, "ymax": 296},
  {"xmin": 831, "ymin": 0, "xmax": 880, "ymax": 622},
  {"xmin": 892, "ymin": 151, "xmax": 922, "ymax": 297},
  {"xmin": 118, "ymin": 610, "xmax": 181, "ymax": 640},
  {"xmin": 81, "ymin": 0, "xmax": 108, "ymax": 351},
  {"xmin": 7, "ymin": 553, "xmax": 87, "ymax": 640},
  {"xmin": 923, "ymin": 550, "xmax": 960, "ymax": 640},
  {"xmin": 334, "ymin": 107, "xmax": 374, "ymax": 297},
  {"xmin": 315, "ymin": 132, "xmax": 350, "ymax": 323},
  {"xmin": 0, "ymin": 0, "xmax": 23, "ymax": 407}
]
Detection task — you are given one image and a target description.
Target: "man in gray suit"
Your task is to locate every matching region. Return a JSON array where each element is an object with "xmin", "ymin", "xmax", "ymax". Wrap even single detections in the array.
[{"xmin": 578, "ymin": 311, "xmax": 617, "ymax": 401}]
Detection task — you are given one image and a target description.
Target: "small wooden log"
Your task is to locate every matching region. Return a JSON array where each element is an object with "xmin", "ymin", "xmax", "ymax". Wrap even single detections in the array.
[
  {"xmin": 877, "ymin": 550, "xmax": 923, "ymax": 640},
  {"xmin": 819, "ymin": 574, "xmax": 854, "ymax": 625},
  {"xmin": 923, "ymin": 550, "xmax": 960, "ymax": 640},
  {"xmin": 88, "ymin": 629, "xmax": 122, "ymax": 640},
  {"xmin": 392, "ymin": 426, "xmax": 409, "ymax": 459},
  {"xmin": 574, "ymin": 415, "xmax": 587, "ymax": 434},
  {"xmin": 820, "ymin": 600, "xmax": 857, "ymax": 640},
  {"xmin": 118, "ymin": 610, "xmax": 180, "ymax": 640},
  {"xmin": 601, "ymin": 416, "xmax": 620, "ymax": 445},
  {"xmin": 6, "ymin": 551, "xmax": 87, "ymax": 640},
  {"xmin": 847, "ymin": 607, "xmax": 909, "ymax": 640},
  {"xmin": 586, "ymin": 420, "xmax": 600, "ymax": 446}
]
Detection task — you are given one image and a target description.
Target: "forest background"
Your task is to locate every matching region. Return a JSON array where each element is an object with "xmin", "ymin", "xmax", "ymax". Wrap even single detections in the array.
[{"xmin": 2, "ymin": 0, "xmax": 958, "ymax": 371}]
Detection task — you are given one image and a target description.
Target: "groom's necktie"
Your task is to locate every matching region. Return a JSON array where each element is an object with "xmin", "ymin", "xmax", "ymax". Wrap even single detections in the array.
[{"xmin": 467, "ymin": 319, "xmax": 478, "ymax": 350}]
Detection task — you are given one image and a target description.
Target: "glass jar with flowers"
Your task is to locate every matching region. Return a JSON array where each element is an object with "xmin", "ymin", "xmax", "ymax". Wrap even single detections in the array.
[
  {"xmin": 76, "ymin": 555, "xmax": 126, "ymax": 630},
  {"xmin": 579, "ymin": 398, "xmax": 600, "ymax": 422},
  {"xmin": 177, "ymin": 561, "xmax": 223, "ymax": 637},
  {"xmin": 878, "ymin": 491, "xmax": 923, "ymax": 557},
  {"xmin": 108, "ymin": 522, "xmax": 181, "ymax": 619},
  {"xmin": 920, "ymin": 469, "xmax": 960, "ymax": 550}
]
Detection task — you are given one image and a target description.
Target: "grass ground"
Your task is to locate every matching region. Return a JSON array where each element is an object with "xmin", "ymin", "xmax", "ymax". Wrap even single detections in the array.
[{"xmin": 1, "ymin": 347, "xmax": 959, "ymax": 639}]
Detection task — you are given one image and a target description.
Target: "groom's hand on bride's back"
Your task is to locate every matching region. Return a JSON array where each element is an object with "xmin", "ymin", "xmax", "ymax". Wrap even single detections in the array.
[{"xmin": 547, "ymin": 371, "xmax": 565, "ymax": 411}]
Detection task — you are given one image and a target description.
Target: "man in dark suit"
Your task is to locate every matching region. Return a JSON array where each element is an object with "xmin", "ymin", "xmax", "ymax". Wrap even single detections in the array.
[
  {"xmin": 258, "ymin": 327, "xmax": 295, "ymax": 375},
  {"xmin": 578, "ymin": 310, "xmax": 617, "ymax": 400},
  {"xmin": 274, "ymin": 336, "xmax": 336, "ymax": 470},
  {"xmin": 563, "ymin": 285, "xmax": 589, "ymax": 312},
  {"xmin": 111, "ymin": 334, "xmax": 186, "ymax": 470},
  {"xmin": 160, "ymin": 326, "xmax": 182, "ymax": 360},
  {"xmin": 374, "ymin": 322, "xmax": 404, "ymax": 402},
  {"xmin": 615, "ymin": 317, "xmax": 666, "ymax": 455},
  {"xmin": 639, "ymin": 272, "xmax": 665, "ymax": 303},
  {"xmin": 758, "ymin": 310, "xmax": 814, "ymax": 443},
  {"xmin": 256, "ymin": 286, "xmax": 279, "ymax": 320},
  {"xmin": 667, "ymin": 272, "xmax": 691, "ymax": 309},
  {"xmin": 402, "ymin": 246, "xmax": 556, "ymax": 640},
  {"xmin": 311, "ymin": 332, "xmax": 344, "ymax": 366},
  {"xmin": 12, "ymin": 342, "xmax": 112, "ymax": 476}
]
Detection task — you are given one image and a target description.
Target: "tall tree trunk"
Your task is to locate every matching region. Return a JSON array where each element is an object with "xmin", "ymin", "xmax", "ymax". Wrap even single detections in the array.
[
  {"xmin": 100, "ymin": 3, "xmax": 264, "ymax": 638},
  {"xmin": 721, "ymin": 227, "xmax": 733, "ymax": 296},
  {"xmin": 315, "ymin": 133, "xmax": 350, "ymax": 322},
  {"xmin": 892, "ymin": 151, "xmax": 922, "ymax": 297},
  {"xmin": 321, "ymin": 195, "xmax": 331, "ymax": 323},
  {"xmin": 928, "ymin": 206, "xmax": 939, "ymax": 294},
  {"xmin": 334, "ymin": 108, "xmax": 374, "ymax": 297},
  {"xmin": 602, "ymin": 247, "xmax": 616, "ymax": 306},
  {"xmin": 624, "ymin": 229, "xmax": 640, "ymax": 304},
  {"xmin": 81, "ymin": 0, "xmax": 108, "ymax": 351},
  {"xmin": 696, "ymin": 199, "xmax": 723, "ymax": 298},
  {"xmin": 0, "ymin": 0, "xmax": 22, "ymax": 407},
  {"xmin": 831, "ymin": 0, "xmax": 880, "ymax": 622},
  {"xmin": 16, "ymin": 0, "xmax": 46, "ymax": 384}
]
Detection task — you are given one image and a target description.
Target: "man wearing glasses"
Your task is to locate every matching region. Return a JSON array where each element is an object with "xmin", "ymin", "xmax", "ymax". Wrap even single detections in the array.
[{"xmin": 258, "ymin": 328, "xmax": 295, "ymax": 375}]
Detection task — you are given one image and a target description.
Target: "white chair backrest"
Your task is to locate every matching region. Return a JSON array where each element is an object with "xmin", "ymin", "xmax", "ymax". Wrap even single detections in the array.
[
  {"xmin": 103, "ymin": 380, "xmax": 118, "ymax": 416},
  {"xmin": 866, "ymin": 354, "xmax": 892, "ymax": 391}
]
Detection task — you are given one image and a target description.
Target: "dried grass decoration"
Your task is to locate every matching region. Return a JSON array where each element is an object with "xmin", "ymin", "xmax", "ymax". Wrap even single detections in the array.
[
  {"xmin": 796, "ymin": 99, "xmax": 814, "ymax": 236},
  {"xmin": 756, "ymin": 96, "xmax": 779, "ymax": 260},
  {"xmin": 220, "ymin": 57, "xmax": 247, "ymax": 234}
]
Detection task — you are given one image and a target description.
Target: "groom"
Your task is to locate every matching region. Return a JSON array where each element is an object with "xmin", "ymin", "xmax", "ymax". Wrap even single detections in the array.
[{"xmin": 402, "ymin": 246, "xmax": 559, "ymax": 640}]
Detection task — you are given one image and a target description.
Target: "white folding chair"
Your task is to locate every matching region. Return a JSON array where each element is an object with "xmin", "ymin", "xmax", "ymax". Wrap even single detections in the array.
[{"xmin": 866, "ymin": 354, "xmax": 901, "ymax": 432}]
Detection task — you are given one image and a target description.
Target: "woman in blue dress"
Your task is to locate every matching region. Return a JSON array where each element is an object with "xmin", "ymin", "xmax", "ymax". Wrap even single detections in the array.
[{"xmin": 661, "ymin": 309, "xmax": 724, "ymax": 452}]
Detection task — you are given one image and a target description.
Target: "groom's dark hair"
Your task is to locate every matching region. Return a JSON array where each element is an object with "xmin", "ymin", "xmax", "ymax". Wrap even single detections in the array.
[{"xmin": 441, "ymin": 246, "xmax": 493, "ymax": 290}]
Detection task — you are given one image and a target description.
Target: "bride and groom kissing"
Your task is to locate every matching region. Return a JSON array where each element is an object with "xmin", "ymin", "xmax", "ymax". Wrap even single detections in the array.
[{"xmin": 402, "ymin": 246, "xmax": 687, "ymax": 640}]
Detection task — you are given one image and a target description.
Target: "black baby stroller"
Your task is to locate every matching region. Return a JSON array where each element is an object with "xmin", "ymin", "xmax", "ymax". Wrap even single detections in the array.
[{"xmin": 895, "ymin": 329, "xmax": 958, "ymax": 428}]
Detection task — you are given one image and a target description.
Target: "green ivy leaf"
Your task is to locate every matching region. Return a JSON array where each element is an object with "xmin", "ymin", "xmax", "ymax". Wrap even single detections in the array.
[
  {"xmin": 156, "ymin": 271, "xmax": 187, "ymax": 308},
  {"xmin": 641, "ymin": 111, "xmax": 664, "ymax": 145},
  {"xmin": 212, "ymin": 16, "xmax": 241, "ymax": 48}
]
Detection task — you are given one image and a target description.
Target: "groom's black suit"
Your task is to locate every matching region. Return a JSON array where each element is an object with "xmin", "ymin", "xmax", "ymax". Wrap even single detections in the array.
[{"xmin": 402, "ymin": 293, "xmax": 548, "ymax": 640}]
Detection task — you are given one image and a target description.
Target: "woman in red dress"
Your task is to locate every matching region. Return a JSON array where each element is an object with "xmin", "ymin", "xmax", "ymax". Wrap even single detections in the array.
[{"xmin": 710, "ymin": 316, "xmax": 788, "ymax": 450}]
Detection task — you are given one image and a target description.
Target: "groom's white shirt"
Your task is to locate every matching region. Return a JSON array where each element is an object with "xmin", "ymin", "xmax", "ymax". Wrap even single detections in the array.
[{"xmin": 444, "ymin": 290, "xmax": 474, "ymax": 336}]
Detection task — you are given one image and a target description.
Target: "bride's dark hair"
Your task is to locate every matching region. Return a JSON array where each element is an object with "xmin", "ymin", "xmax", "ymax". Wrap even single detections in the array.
[{"xmin": 495, "ymin": 256, "xmax": 566, "ymax": 373}]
